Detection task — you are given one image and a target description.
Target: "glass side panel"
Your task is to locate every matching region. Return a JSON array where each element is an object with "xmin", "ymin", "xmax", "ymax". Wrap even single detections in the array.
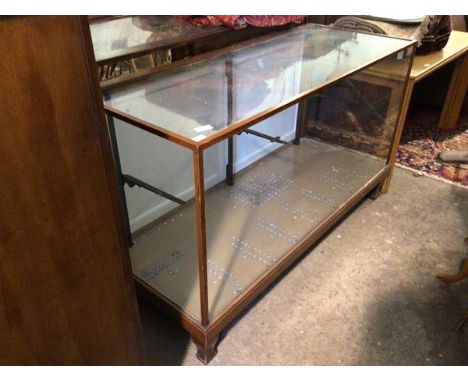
[
  {"xmin": 90, "ymin": 16, "xmax": 211, "ymax": 63},
  {"xmin": 104, "ymin": 25, "xmax": 413, "ymax": 143},
  {"xmin": 305, "ymin": 49, "xmax": 412, "ymax": 160},
  {"xmin": 111, "ymin": 117, "xmax": 201, "ymax": 319}
]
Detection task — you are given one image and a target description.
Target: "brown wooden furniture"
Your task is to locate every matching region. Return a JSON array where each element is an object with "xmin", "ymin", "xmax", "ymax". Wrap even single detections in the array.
[
  {"xmin": 437, "ymin": 254, "xmax": 468, "ymax": 284},
  {"xmin": 436, "ymin": 238, "xmax": 468, "ymax": 331},
  {"xmin": 381, "ymin": 30, "xmax": 468, "ymax": 192},
  {"xmin": 411, "ymin": 31, "xmax": 468, "ymax": 130},
  {"xmin": 102, "ymin": 25, "xmax": 415, "ymax": 363},
  {"xmin": 0, "ymin": 16, "xmax": 145, "ymax": 365}
]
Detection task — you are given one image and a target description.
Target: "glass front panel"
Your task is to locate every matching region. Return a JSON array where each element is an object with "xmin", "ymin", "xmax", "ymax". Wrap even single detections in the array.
[
  {"xmin": 104, "ymin": 25, "xmax": 413, "ymax": 144},
  {"xmin": 199, "ymin": 48, "xmax": 413, "ymax": 321}
]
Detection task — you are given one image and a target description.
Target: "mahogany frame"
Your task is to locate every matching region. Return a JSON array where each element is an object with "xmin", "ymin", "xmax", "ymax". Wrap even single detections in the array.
[{"xmin": 101, "ymin": 25, "xmax": 416, "ymax": 363}]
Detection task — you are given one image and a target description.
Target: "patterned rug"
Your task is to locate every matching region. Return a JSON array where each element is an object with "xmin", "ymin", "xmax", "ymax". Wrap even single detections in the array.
[{"xmin": 396, "ymin": 106, "xmax": 468, "ymax": 188}]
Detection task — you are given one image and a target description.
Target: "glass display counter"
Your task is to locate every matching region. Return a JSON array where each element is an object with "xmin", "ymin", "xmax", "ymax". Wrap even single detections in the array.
[{"xmin": 101, "ymin": 24, "xmax": 415, "ymax": 363}]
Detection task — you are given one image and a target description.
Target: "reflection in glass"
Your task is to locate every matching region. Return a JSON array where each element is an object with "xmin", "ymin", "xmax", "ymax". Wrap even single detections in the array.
[
  {"xmin": 305, "ymin": 50, "xmax": 411, "ymax": 160},
  {"xmin": 90, "ymin": 16, "xmax": 209, "ymax": 63}
]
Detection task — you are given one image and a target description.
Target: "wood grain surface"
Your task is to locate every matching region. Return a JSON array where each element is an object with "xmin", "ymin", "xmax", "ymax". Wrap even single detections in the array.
[{"xmin": 0, "ymin": 16, "xmax": 145, "ymax": 365}]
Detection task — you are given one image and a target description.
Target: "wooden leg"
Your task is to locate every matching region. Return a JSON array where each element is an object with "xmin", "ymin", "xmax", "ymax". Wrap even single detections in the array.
[
  {"xmin": 192, "ymin": 334, "xmax": 220, "ymax": 365},
  {"xmin": 369, "ymin": 181, "xmax": 383, "ymax": 200},
  {"xmin": 436, "ymin": 258, "xmax": 468, "ymax": 284},
  {"xmin": 381, "ymin": 79, "xmax": 415, "ymax": 193},
  {"xmin": 436, "ymin": 238, "xmax": 468, "ymax": 332},
  {"xmin": 438, "ymin": 53, "xmax": 468, "ymax": 130}
]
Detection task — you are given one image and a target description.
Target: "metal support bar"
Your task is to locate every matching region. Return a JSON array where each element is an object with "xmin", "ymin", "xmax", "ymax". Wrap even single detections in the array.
[
  {"xmin": 225, "ymin": 136, "xmax": 234, "ymax": 186},
  {"xmin": 242, "ymin": 129, "xmax": 289, "ymax": 145},
  {"xmin": 123, "ymin": 174, "xmax": 185, "ymax": 205},
  {"xmin": 225, "ymin": 58, "xmax": 235, "ymax": 186}
]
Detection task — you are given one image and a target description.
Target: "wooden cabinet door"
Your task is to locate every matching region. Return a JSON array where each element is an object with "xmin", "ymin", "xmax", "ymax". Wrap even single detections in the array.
[{"xmin": 0, "ymin": 16, "xmax": 145, "ymax": 365}]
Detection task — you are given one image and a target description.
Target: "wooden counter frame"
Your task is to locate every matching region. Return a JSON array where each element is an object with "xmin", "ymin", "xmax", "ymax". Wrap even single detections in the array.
[{"xmin": 101, "ymin": 28, "xmax": 416, "ymax": 363}]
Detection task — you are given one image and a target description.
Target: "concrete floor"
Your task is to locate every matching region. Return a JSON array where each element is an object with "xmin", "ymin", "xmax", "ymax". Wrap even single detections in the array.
[{"xmin": 138, "ymin": 167, "xmax": 468, "ymax": 365}]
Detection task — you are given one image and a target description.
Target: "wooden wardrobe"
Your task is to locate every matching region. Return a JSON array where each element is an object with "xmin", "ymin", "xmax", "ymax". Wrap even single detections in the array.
[{"xmin": 0, "ymin": 16, "xmax": 145, "ymax": 365}]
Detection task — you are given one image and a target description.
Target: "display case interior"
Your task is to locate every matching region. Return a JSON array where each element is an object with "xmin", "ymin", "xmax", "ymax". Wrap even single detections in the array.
[{"xmin": 129, "ymin": 137, "xmax": 386, "ymax": 321}]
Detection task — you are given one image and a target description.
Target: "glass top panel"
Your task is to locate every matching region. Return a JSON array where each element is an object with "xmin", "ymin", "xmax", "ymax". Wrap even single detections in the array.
[
  {"xmin": 104, "ymin": 25, "xmax": 413, "ymax": 143},
  {"xmin": 90, "ymin": 16, "xmax": 217, "ymax": 63}
]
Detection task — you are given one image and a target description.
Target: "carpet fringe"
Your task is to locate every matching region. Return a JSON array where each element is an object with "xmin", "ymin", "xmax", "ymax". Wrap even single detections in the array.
[{"xmin": 395, "ymin": 162, "xmax": 468, "ymax": 189}]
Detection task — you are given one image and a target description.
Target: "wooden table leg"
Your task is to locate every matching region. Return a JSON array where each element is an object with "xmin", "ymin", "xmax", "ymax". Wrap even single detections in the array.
[
  {"xmin": 436, "ymin": 238, "xmax": 468, "ymax": 284},
  {"xmin": 438, "ymin": 53, "xmax": 468, "ymax": 130},
  {"xmin": 192, "ymin": 333, "xmax": 220, "ymax": 364},
  {"xmin": 436, "ymin": 238, "xmax": 468, "ymax": 332},
  {"xmin": 381, "ymin": 79, "xmax": 415, "ymax": 193},
  {"xmin": 436, "ymin": 258, "xmax": 468, "ymax": 283}
]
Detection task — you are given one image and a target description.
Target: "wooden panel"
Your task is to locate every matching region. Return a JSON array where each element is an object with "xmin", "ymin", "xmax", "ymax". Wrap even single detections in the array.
[{"xmin": 0, "ymin": 16, "xmax": 145, "ymax": 365}]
